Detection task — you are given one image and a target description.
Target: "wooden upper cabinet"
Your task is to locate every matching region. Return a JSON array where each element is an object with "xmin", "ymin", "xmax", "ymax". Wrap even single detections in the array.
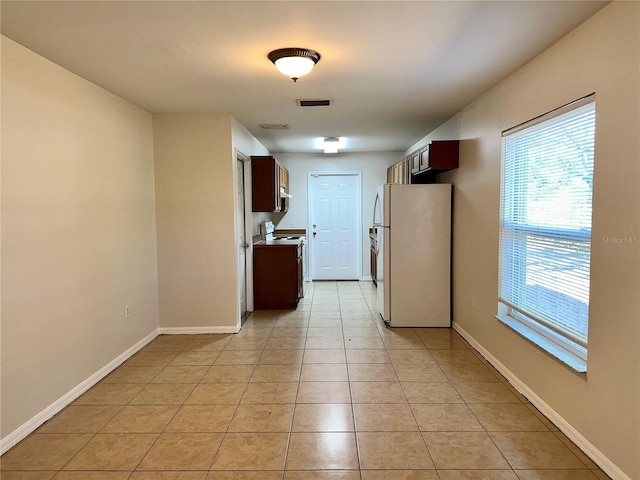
[
  {"xmin": 418, "ymin": 140, "xmax": 459, "ymax": 173},
  {"xmin": 387, "ymin": 140, "xmax": 459, "ymax": 185},
  {"xmin": 251, "ymin": 156, "xmax": 290, "ymax": 212},
  {"xmin": 387, "ymin": 156, "xmax": 412, "ymax": 185}
]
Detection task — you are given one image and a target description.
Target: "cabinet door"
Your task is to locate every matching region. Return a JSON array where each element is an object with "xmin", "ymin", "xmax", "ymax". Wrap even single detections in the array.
[
  {"xmin": 410, "ymin": 151, "xmax": 420, "ymax": 174},
  {"xmin": 429, "ymin": 141, "xmax": 459, "ymax": 170},
  {"xmin": 254, "ymin": 245, "xmax": 299, "ymax": 309},
  {"xmin": 404, "ymin": 157, "xmax": 412, "ymax": 184},
  {"xmin": 419, "ymin": 146, "xmax": 430, "ymax": 171},
  {"xmin": 251, "ymin": 156, "xmax": 278, "ymax": 212},
  {"xmin": 280, "ymin": 166, "xmax": 290, "ymax": 212}
]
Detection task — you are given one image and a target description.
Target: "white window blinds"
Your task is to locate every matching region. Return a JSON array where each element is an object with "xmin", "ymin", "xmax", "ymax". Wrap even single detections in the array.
[{"xmin": 499, "ymin": 95, "xmax": 595, "ymax": 357}]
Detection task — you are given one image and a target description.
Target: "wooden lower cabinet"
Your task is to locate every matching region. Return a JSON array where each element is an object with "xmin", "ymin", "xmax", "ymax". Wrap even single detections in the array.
[{"xmin": 253, "ymin": 243, "xmax": 303, "ymax": 310}]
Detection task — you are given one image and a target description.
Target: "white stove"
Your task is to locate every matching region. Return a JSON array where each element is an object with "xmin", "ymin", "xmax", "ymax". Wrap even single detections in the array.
[
  {"xmin": 260, "ymin": 221, "xmax": 308, "ymax": 281},
  {"xmin": 261, "ymin": 221, "xmax": 304, "ymax": 241}
]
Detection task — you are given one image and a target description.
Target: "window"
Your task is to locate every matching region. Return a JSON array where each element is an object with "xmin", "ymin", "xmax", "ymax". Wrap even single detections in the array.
[{"xmin": 498, "ymin": 94, "xmax": 596, "ymax": 372}]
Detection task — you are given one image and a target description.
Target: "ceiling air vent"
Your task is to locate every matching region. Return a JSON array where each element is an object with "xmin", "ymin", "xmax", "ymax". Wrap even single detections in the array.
[
  {"xmin": 259, "ymin": 124, "xmax": 290, "ymax": 130},
  {"xmin": 296, "ymin": 99, "xmax": 332, "ymax": 107}
]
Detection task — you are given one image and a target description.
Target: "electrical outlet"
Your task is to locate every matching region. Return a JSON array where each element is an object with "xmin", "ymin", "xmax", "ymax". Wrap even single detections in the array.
[{"xmin": 125, "ymin": 305, "xmax": 130, "ymax": 318}]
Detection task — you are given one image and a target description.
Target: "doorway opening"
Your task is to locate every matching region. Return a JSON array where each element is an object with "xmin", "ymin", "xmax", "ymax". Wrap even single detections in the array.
[{"xmin": 236, "ymin": 151, "xmax": 251, "ymax": 324}]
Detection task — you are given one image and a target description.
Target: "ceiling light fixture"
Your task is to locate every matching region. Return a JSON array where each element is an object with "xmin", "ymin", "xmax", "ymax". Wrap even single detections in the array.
[
  {"xmin": 324, "ymin": 137, "xmax": 340, "ymax": 154},
  {"xmin": 268, "ymin": 48, "xmax": 321, "ymax": 82}
]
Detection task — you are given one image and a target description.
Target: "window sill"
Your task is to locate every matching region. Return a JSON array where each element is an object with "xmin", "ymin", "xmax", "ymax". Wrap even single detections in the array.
[{"xmin": 495, "ymin": 314, "xmax": 587, "ymax": 373}]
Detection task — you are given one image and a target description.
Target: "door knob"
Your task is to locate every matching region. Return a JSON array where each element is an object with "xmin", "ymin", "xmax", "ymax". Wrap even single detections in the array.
[{"xmin": 243, "ymin": 243, "xmax": 250, "ymax": 248}]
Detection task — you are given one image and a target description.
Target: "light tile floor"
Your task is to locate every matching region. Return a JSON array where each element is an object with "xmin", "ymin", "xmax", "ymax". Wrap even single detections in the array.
[{"xmin": 1, "ymin": 281, "xmax": 611, "ymax": 480}]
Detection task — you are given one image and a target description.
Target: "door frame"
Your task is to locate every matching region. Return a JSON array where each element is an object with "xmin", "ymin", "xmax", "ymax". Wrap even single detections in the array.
[
  {"xmin": 307, "ymin": 170, "xmax": 363, "ymax": 281},
  {"xmin": 235, "ymin": 150, "xmax": 253, "ymax": 324}
]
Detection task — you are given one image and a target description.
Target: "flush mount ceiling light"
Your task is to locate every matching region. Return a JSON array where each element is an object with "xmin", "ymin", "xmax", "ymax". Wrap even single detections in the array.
[
  {"xmin": 268, "ymin": 48, "xmax": 321, "ymax": 82},
  {"xmin": 324, "ymin": 137, "xmax": 340, "ymax": 154}
]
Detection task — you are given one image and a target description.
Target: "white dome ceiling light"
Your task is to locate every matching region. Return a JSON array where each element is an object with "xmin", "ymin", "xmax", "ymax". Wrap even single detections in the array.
[{"xmin": 268, "ymin": 48, "xmax": 321, "ymax": 82}]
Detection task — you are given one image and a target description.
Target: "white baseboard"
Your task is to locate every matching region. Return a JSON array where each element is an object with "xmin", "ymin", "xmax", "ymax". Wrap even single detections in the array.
[
  {"xmin": 158, "ymin": 325, "xmax": 240, "ymax": 335},
  {"xmin": 361, "ymin": 276, "xmax": 373, "ymax": 282},
  {"xmin": 453, "ymin": 321, "xmax": 631, "ymax": 480},
  {"xmin": 0, "ymin": 329, "xmax": 160, "ymax": 455}
]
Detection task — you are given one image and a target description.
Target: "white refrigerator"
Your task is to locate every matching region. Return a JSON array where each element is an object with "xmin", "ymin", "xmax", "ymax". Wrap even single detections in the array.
[{"xmin": 374, "ymin": 183, "xmax": 452, "ymax": 327}]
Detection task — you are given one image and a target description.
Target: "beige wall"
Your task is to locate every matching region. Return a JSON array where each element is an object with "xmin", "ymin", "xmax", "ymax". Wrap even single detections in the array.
[
  {"xmin": 1, "ymin": 37, "xmax": 159, "ymax": 438},
  {"xmin": 272, "ymin": 152, "xmax": 400, "ymax": 279},
  {"xmin": 154, "ymin": 113, "xmax": 268, "ymax": 330},
  {"xmin": 408, "ymin": 3, "xmax": 640, "ymax": 477}
]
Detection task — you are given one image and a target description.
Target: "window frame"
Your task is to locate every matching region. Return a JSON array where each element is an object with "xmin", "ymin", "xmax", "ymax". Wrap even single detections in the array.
[{"xmin": 496, "ymin": 94, "xmax": 596, "ymax": 373}]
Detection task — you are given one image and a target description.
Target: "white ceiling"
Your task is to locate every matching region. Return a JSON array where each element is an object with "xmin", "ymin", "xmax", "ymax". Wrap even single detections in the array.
[{"xmin": 1, "ymin": 1, "xmax": 608, "ymax": 154}]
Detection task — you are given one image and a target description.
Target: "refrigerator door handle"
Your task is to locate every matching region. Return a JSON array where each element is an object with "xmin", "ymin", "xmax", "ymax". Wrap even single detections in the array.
[{"xmin": 372, "ymin": 192, "xmax": 381, "ymax": 227}]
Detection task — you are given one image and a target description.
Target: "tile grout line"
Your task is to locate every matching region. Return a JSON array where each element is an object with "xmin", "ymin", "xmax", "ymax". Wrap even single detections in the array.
[
  {"xmin": 205, "ymin": 341, "xmax": 259, "ymax": 473},
  {"xmin": 129, "ymin": 338, "xmax": 201, "ymax": 474},
  {"xmin": 340, "ymin": 290, "xmax": 362, "ymax": 474}
]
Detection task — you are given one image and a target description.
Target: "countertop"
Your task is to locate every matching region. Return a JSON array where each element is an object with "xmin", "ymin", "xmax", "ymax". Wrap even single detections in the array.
[{"xmin": 254, "ymin": 238, "xmax": 302, "ymax": 247}]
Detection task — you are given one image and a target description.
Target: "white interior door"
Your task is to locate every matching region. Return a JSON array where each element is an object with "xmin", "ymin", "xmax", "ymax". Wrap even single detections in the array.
[
  {"xmin": 236, "ymin": 155, "xmax": 248, "ymax": 322},
  {"xmin": 308, "ymin": 172, "xmax": 362, "ymax": 280}
]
